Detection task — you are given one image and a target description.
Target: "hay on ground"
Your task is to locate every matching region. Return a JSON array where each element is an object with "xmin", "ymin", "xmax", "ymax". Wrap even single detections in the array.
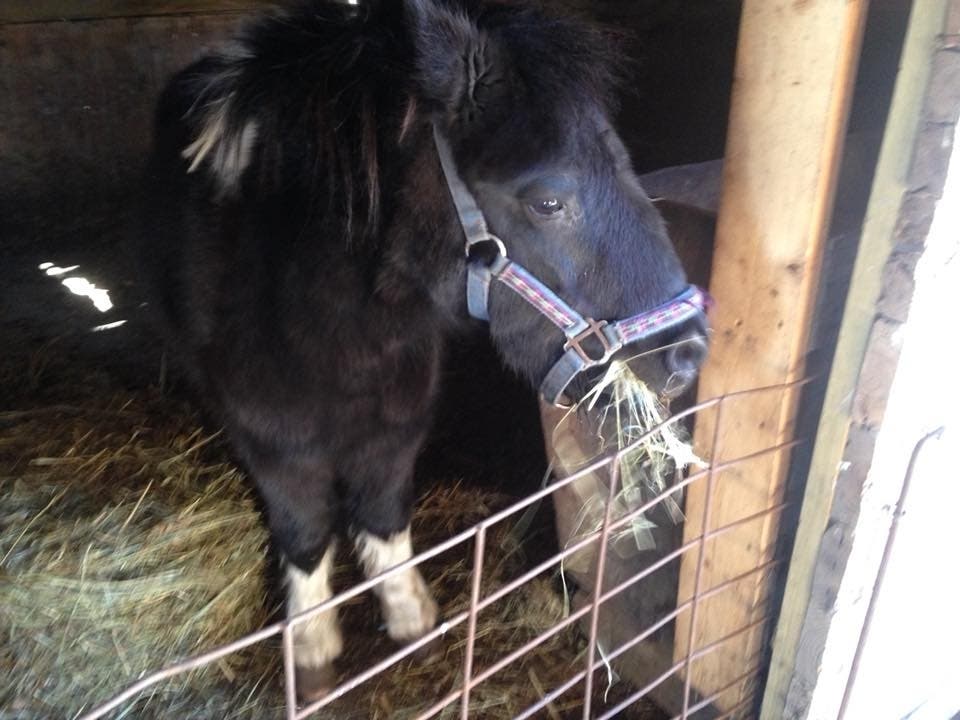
[{"xmin": 0, "ymin": 361, "xmax": 661, "ymax": 719}]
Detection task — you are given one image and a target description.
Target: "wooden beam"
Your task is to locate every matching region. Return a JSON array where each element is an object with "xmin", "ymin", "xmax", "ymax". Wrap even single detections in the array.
[
  {"xmin": 673, "ymin": 0, "xmax": 868, "ymax": 713},
  {"xmin": 0, "ymin": 1, "xmax": 273, "ymax": 25},
  {"xmin": 761, "ymin": 2, "xmax": 955, "ymax": 718}
]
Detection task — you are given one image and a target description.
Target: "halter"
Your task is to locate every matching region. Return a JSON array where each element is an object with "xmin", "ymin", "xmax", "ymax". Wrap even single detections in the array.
[{"xmin": 433, "ymin": 125, "xmax": 711, "ymax": 406}]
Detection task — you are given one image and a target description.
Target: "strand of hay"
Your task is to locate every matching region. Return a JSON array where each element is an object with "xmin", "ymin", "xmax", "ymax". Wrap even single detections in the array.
[{"xmin": 0, "ymin": 393, "xmax": 279, "ymax": 719}]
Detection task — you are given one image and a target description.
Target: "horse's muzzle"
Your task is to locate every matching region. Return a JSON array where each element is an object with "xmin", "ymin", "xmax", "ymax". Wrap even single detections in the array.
[
  {"xmin": 615, "ymin": 326, "xmax": 709, "ymax": 402},
  {"xmin": 661, "ymin": 329, "xmax": 709, "ymax": 398}
]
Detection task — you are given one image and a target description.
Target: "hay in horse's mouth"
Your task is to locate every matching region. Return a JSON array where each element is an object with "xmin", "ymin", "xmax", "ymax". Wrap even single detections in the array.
[{"xmin": 551, "ymin": 360, "xmax": 703, "ymax": 556}]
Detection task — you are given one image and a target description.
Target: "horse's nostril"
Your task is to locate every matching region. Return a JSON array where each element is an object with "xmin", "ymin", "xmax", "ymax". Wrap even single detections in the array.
[{"xmin": 665, "ymin": 331, "xmax": 709, "ymax": 376}]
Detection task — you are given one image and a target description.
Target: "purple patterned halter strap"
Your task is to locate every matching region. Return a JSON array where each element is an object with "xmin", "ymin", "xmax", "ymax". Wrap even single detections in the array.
[
  {"xmin": 497, "ymin": 260, "xmax": 710, "ymax": 344},
  {"xmin": 489, "ymin": 256, "xmax": 711, "ymax": 404}
]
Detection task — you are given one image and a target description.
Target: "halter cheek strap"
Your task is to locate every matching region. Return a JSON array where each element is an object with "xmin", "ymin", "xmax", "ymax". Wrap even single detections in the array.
[{"xmin": 433, "ymin": 124, "xmax": 712, "ymax": 406}]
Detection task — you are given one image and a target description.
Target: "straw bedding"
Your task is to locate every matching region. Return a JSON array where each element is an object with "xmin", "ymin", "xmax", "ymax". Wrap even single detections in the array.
[{"xmin": 0, "ymin": 345, "xmax": 663, "ymax": 719}]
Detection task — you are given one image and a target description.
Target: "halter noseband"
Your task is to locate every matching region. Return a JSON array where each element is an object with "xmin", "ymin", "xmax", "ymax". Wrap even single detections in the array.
[{"xmin": 433, "ymin": 125, "xmax": 711, "ymax": 407}]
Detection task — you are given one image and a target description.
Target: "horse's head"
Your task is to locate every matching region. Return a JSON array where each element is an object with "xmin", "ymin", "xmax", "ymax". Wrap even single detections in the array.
[{"xmin": 408, "ymin": 0, "xmax": 710, "ymax": 404}]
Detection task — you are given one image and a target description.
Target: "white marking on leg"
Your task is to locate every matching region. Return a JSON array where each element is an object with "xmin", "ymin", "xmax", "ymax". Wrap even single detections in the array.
[
  {"xmin": 354, "ymin": 527, "xmax": 438, "ymax": 642},
  {"xmin": 286, "ymin": 543, "xmax": 342, "ymax": 669}
]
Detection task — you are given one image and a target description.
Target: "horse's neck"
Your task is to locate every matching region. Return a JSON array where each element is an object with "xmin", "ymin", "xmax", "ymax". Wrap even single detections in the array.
[{"xmin": 370, "ymin": 133, "xmax": 468, "ymax": 319}]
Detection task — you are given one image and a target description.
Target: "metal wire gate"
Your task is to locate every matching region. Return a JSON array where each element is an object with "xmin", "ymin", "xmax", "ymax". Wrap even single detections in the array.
[{"xmin": 79, "ymin": 381, "xmax": 806, "ymax": 720}]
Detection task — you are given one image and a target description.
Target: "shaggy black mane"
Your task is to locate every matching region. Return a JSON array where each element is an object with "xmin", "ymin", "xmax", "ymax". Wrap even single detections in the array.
[{"xmin": 170, "ymin": 0, "xmax": 620, "ymax": 241}]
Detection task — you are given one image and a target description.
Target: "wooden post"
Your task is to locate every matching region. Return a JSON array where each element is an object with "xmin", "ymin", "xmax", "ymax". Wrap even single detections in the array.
[{"xmin": 673, "ymin": 0, "xmax": 868, "ymax": 713}]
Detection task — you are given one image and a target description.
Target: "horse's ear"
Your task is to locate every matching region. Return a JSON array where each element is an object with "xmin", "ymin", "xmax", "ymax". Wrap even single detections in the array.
[{"xmin": 405, "ymin": 0, "xmax": 508, "ymax": 132}]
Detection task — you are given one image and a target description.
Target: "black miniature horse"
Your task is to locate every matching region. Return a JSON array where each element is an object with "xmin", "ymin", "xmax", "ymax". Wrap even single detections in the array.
[{"xmin": 140, "ymin": 0, "xmax": 708, "ymax": 699}]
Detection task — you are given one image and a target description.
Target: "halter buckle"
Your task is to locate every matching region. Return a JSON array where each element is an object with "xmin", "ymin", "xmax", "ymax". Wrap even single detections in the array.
[{"xmin": 564, "ymin": 319, "xmax": 619, "ymax": 366}]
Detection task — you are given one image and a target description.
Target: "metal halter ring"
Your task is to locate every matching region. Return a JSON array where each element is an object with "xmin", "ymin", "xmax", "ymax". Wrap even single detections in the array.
[{"xmin": 466, "ymin": 234, "xmax": 507, "ymax": 262}]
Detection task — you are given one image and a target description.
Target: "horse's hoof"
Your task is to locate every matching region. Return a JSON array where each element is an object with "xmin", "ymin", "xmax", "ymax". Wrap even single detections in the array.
[{"xmin": 296, "ymin": 663, "xmax": 338, "ymax": 704}]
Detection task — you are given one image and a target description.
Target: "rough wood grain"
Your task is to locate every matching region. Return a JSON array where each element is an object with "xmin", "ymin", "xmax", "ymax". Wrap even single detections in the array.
[
  {"xmin": 0, "ymin": 1, "xmax": 271, "ymax": 25},
  {"xmin": 672, "ymin": 0, "xmax": 868, "ymax": 713}
]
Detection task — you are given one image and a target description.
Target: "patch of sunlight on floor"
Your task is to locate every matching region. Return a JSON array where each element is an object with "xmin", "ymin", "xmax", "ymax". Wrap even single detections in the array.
[
  {"xmin": 39, "ymin": 261, "xmax": 115, "ymax": 313},
  {"xmin": 39, "ymin": 262, "xmax": 80, "ymax": 277},
  {"xmin": 60, "ymin": 276, "xmax": 114, "ymax": 313},
  {"xmin": 92, "ymin": 320, "xmax": 128, "ymax": 332}
]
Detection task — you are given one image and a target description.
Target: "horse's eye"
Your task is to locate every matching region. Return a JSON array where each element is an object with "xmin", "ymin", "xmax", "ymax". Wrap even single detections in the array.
[{"xmin": 530, "ymin": 198, "xmax": 564, "ymax": 216}]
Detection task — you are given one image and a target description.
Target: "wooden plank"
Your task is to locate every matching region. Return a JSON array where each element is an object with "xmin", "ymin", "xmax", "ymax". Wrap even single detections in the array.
[
  {"xmin": 0, "ymin": 1, "xmax": 272, "ymax": 25},
  {"xmin": 761, "ymin": 2, "xmax": 955, "ymax": 718},
  {"xmin": 672, "ymin": 0, "xmax": 868, "ymax": 713}
]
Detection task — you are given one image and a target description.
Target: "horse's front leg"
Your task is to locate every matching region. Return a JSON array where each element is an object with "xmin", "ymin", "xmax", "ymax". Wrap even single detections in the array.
[
  {"xmin": 356, "ymin": 526, "xmax": 438, "ymax": 643},
  {"xmin": 286, "ymin": 541, "xmax": 341, "ymax": 698},
  {"xmin": 342, "ymin": 435, "xmax": 438, "ymax": 645},
  {"xmin": 240, "ymin": 444, "xmax": 343, "ymax": 701}
]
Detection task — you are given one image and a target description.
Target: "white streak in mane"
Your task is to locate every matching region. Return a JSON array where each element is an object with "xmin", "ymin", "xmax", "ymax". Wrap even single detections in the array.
[
  {"xmin": 182, "ymin": 96, "xmax": 259, "ymax": 192},
  {"xmin": 399, "ymin": 96, "xmax": 419, "ymax": 146}
]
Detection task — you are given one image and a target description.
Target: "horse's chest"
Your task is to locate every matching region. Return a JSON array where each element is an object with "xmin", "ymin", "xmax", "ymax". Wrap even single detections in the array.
[
  {"xmin": 212, "ymin": 252, "xmax": 442, "ymax": 434},
  {"xmin": 333, "ymin": 336, "xmax": 440, "ymax": 425}
]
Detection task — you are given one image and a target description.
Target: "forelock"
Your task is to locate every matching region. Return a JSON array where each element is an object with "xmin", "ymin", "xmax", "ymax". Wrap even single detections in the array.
[{"xmin": 480, "ymin": 4, "xmax": 622, "ymax": 113}]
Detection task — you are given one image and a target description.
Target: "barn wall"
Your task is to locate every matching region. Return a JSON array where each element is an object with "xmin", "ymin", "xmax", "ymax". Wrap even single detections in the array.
[
  {"xmin": 560, "ymin": 0, "xmax": 741, "ymax": 173},
  {"xmin": 0, "ymin": 1, "xmax": 267, "ymax": 24},
  {"xmin": 0, "ymin": 14, "xmax": 242, "ymax": 232}
]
